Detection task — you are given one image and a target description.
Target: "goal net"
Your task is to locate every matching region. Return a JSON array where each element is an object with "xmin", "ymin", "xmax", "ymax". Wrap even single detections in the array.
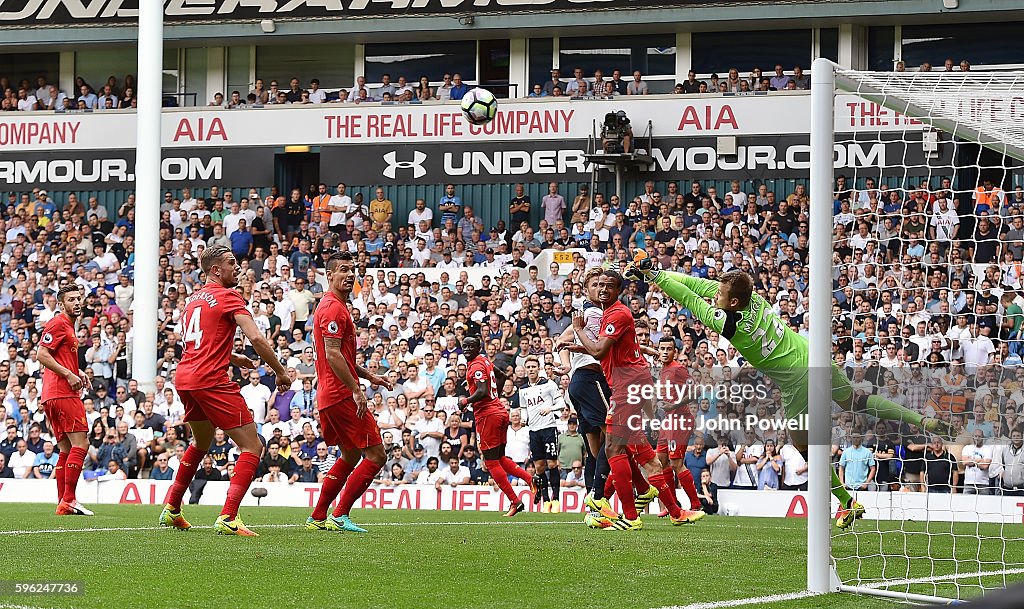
[{"xmin": 810, "ymin": 61, "xmax": 1024, "ymax": 604}]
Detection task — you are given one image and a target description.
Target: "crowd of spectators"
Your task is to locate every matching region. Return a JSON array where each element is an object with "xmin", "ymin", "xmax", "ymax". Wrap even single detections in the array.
[
  {"xmin": 0, "ymin": 168, "xmax": 1022, "ymax": 502},
  {"xmin": 1, "ymin": 75, "xmax": 136, "ymax": 112},
  {"xmin": 2, "ymin": 56, "xmax": 976, "ymax": 113}
]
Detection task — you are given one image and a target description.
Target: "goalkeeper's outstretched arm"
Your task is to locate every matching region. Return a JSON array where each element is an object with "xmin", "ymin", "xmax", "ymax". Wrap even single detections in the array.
[
  {"xmin": 652, "ymin": 273, "xmax": 726, "ymax": 335},
  {"xmin": 657, "ymin": 270, "xmax": 721, "ymax": 299}
]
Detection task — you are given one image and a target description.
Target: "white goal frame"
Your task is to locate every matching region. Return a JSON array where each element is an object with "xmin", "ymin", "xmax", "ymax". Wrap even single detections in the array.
[{"xmin": 808, "ymin": 57, "xmax": 1024, "ymax": 605}]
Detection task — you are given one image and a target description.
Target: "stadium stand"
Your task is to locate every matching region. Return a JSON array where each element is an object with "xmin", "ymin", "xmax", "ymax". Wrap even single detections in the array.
[
  {"xmin": 5, "ymin": 59, "xmax": 973, "ymax": 111},
  {"xmin": 1, "ymin": 55, "xmax": 1022, "ymax": 508},
  {"xmin": 2, "ymin": 157, "xmax": 1022, "ymax": 496}
]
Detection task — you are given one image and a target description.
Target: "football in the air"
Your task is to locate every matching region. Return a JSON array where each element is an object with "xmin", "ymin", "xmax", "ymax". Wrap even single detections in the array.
[{"xmin": 460, "ymin": 87, "xmax": 497, "ymax": 125}]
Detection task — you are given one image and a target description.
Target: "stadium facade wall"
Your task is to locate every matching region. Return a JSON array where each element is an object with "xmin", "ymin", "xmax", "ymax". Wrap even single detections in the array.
[{"xmin": 1, "ymin": 93, "xmax": 996, "ymax": 230}]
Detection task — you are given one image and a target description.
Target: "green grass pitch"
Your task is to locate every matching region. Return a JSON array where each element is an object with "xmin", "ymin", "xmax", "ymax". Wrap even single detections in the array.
[{"xmin": 0, "ymin": 504, "xmax": 1019, "ymax": 609}]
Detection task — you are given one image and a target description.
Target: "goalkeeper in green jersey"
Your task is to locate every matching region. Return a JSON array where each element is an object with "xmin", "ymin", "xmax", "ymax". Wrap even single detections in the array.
[{"xmin": 626, "ymin": 250, "xmax": 949, "ymax": 528}]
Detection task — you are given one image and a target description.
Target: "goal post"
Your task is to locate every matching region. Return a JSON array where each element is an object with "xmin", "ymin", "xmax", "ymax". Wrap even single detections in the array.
[
  {"xmin": 809, "ymin": 57, "xmax": 1024, "ymax": 604},
  {"xmin": 807, "ymin": 56, "xmax": 837, "ymax": 597}
]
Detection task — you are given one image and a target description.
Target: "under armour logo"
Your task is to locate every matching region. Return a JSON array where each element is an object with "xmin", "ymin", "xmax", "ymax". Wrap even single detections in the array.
[{"xmin": 382, "ymin": 151, "xmax": 426, "ymax": 179}]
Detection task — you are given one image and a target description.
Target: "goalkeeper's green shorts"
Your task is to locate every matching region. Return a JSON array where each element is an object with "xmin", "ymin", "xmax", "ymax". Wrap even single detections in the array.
[{"xmin": 777, "ymin": 363, "xmax": 853, "ymax": 420}]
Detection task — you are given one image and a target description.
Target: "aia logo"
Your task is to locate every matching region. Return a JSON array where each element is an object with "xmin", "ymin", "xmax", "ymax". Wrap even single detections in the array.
[{"xmin": 382, "ymin": 151, "xmax": 426, "ymax": 179}]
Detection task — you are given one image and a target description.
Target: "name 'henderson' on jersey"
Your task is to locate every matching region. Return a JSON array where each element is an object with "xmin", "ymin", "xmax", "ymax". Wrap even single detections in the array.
[{"xmin": 175, "ymin": 282, "xmax": 252, "ymax": 390}]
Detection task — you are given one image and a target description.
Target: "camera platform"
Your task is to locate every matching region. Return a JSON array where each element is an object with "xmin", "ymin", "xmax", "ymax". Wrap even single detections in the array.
[{"xmin": 583, "ymin": 111, "xmax": 654, "ymax": 201}]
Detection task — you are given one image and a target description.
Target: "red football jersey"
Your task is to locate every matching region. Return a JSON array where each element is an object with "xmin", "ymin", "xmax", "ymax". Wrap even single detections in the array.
[
  {"xmin": 598, "ymin": 301, "xmax": 648, "ymax": 390},
  {"xmin": 313, "ymin": 291, "xmax": 357, "ymax": 408},
  {"xmin": 466, "ymin": 355, "xmax": 503, "ymax": 416},
  {"xmin": 40, "ymin": 313, "xmax": 80, "ymax": 401},
  {"xmin": 659, "ymin": 361, "xmax": 690, "ymax": 393},
  {"xmin": 175, "ymin": 282, "xmax": 251, "ymax": 390},
  {"xmin": 659, "ymin": 361, "xmax": 694, "ymax": 444}
]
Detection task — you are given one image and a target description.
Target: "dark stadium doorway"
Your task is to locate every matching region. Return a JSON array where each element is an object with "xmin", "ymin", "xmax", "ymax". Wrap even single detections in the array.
[
  {"xmin": 479, "ymin": 39, "xmax": 512, "ymax": 98},
  {"xmin": 953, "ymin": 141, "xmax": 1013, "ymax": 237},
  {"xmin": 276, "ymin": 149, "xmax": 320, "ymax": 196},
  {"xmin": 955, "ymin": 142, "xmax": 1011, "ymax": 196}
]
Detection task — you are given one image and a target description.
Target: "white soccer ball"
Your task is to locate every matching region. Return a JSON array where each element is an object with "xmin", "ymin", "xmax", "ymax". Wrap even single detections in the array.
[{"xmin": 460, "ymin": 87, "xmax": 497, "ymax": 125}]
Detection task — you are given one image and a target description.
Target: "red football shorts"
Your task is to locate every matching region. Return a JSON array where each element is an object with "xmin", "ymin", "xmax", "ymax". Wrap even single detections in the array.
[
  {"xmin": 475, "ymin": 409, "xmax": 510, "ymax": 452},
  {"xmin": 179, "ymin": 383, "xmax": 254, "ymax": 431},
  {"xmin": 319, "ymin": 398, "xmax": 383, "ymax": 451},
  {"xmin": 656, "ymin": 413, "xmax": 694, "ymax": 460},
  {"xmin": 42, "ymin": 397, "xmax": 88, "ymax": 443},
  {"xmin": 656, "ymin": 439, "xmax": 687, "ymax": 461},
  {"xmin": 627, "ymin": 441, "xmax": 657, "ymax": 464},
  {"xmin": 605, "ymin": 369, "xmax": 654, "ymax": 449}
]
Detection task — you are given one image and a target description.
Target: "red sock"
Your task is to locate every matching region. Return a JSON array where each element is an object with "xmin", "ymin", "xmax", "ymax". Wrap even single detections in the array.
[
  {"xmin": 603, "ymin": 474, "xmax": 616, "ymax": 499},
  {"xmin": 63, "ymin": 447, "xmax": 87, "ymax": 505},
  {"xmin": 332, "ymin": 459, "xmax": 381, "ymax": 518},
  {"xmin": 649, "ymin": 472, "xmax": 681, "ymax": 518},
  {"xmin": 664, "ymin": 467, "xmax": 677, "ymax": 490},
  {"xmin": 485, "ymin": 459, "xmax": 519, "ymax": 503},
  {"xmin": 677, "ymin": 469, "xmax": 701, "ymax": 511},
  {"xmin": 54, "ymin": 451, "xmax": 68, "ymax": 504},
  {"xmin": 628, "ymin": 455, "xmax": 649, "ymax": 494},
  {"xmin": 221, "ymin": 451, "xmax": 259, "ymax": 519},
  {"xmin": 165, "ymin": 446, "xmax": 206, "ymax": 511},
  {"xmin": 499, "ymin": 456, "xmax": 531, "ymax": 484},
  {"xmin": 608, "ymin": 454, "xmax": 638, "ymax": 520},
  {"xmin": 312, "ymin": 459, "xmax": 355, "ymax": 520}
]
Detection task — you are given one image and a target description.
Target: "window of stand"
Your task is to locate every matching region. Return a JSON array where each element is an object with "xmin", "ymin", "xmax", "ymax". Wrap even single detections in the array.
[
  {"xmin": 691, "ymin": 30, "xmax": 812, "ymax": 76},
  {"xmin": 901, "ymin": 22, "xmax": 1024, "ymax": 69},
  {"xmin": 364, "ymin": 42, "xmax": 477, "ymax": 83},
  {"xmin": 557, "ymin": 35, "xmax": 676, "ymax": 93}
]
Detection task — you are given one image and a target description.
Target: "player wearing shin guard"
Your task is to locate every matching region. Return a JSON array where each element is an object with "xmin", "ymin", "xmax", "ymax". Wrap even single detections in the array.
[
  {"xmin": 628, "ymin": 251, "xmax": 951, "ymax": 528},
  {"xmin": 653, "ymin": 337, "xmax": 705, "ymax": 524},
  {"xmin": 160, "ymin": 245, "xmax": 291, "ymax": 536},
  {"xmin": 555, "ymin": 268, "xmax": 617, "ymax": 527},
  {"xmin": 38, "ymin": 285, "xmax": 93, "ymax": 517},
  {"xmin": 566, "ymin": 269, "xmax": 688, "ymax": 530},
  {"xmin": 460, "ymin": 336, "xmax": 535, "ymax": 518},
  {"xmin": 519, "ymin": 356, "xmax": 565, "ymax": 513},
  {"xmin": 307, "ymin": 252, "xmax": 394, "ymax": 533}
]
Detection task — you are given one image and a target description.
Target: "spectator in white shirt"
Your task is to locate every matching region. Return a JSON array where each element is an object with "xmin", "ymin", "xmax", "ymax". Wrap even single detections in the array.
[
  {"xmin": 307, "ymin": 79, "xmax": 327, "ymax": 103},
  {"xmin": 8, "ymin": 440, "xmax": 35, "ymax": 478},
  {"xmin": 414, "ymin": 405, "xmax": 444, "ymax": 457},
  {"xmin": 435, "ymin": 456, "xmax": 470, "ymax": 489},
  {"xmin": 961, "ymin": 430, "xmax": 994, "ymax": 494},
  {"xmin": 347, "ymin": 76, "xmax": 368, "ymax": 102},
  {"xmin": 407, "ymin": 198, "xmax": 433, "ymax": 228},
  {"xmin": 16, "ymin": 89, "xmax": 38, "ymax": 112},
  {"xmin": 239, "ymin": 371, "xmax": 271, "ymax": 424},
  {"xmin": 415, "ymin": 456, "xmax": 443, "ymax": 484},
  {"xmin": 505, "ymin": 410, "xmax": 531, "ymax": 464}
]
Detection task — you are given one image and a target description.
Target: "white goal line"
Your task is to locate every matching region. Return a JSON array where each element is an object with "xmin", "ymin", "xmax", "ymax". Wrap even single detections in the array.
[
  {"xmin": 653, "ymin": 567, "xmax": 1024, "ymax": 609},
  {"xmin": 856, "ymin": 566, "xmax": 1024, "ymax": 590},
  {"xmin": 651, "ymin": 590, "xmax": 825, "ymax": 609}
]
